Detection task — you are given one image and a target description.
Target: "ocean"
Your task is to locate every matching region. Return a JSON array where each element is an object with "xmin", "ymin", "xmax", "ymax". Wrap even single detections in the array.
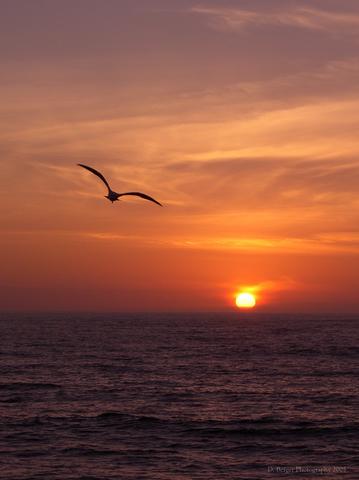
[{"xmin": 0, "ymin": 312, "xmax": 357, "ymax": 479}]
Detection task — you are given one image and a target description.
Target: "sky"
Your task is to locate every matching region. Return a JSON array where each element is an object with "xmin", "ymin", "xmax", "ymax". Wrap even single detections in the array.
[{"xmin": 1, "ymin": 0, "xmax": 359, "ymax": 312}]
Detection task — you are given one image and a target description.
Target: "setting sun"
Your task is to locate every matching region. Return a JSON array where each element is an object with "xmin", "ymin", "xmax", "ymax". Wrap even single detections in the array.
[{"xmin": 235, "ymin": 292, "xmax": 256, "ymax": 309}]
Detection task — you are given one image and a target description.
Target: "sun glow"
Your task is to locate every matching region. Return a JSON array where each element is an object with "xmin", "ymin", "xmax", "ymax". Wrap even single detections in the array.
[{"xmin": 235, "ymin": 292, "xmax": 256, "ymax": 309}]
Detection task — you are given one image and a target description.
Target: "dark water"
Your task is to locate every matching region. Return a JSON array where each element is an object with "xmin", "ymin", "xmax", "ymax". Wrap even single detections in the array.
[{"xmin": 0, "ymin": 312, "xmax": 358, "ymax": 479}]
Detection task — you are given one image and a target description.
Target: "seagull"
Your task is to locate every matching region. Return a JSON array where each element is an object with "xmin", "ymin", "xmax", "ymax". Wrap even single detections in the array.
[{"xmin": 78, "ymin": 164, "xmax": 162, "ymax": 206}]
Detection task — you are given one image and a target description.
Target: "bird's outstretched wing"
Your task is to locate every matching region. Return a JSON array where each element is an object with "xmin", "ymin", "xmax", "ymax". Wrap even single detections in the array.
[
  {"xmin": 119, "ymin": 192, "xmax": 162, "ymax": 206},
  {"xmin": 78, "ymin": 164, "xmax": 111, "ymax": 192}
]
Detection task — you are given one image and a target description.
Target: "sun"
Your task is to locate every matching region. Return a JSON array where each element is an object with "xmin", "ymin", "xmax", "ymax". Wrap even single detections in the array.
[{"xmin": 235, "ymin": 292, "xmax": 256, "ymax": 309}]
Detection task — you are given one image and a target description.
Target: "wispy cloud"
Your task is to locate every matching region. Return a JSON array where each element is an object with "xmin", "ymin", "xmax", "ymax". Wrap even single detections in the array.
[
  {"xmin": 5, "ymin": 228, "xmax": 359, "ymax": 255},
  {"xmin": 191, "ymin": 5, "xmax": 359, "ymax": 33},
  {"xmin": 3, "ymin": 87, "xmax": 359, "ymax": 247},
  {"xmin": 171, "ymin": 233, "xmax": 359, "ymax": 255},
  {"xmin": 2, "ymin": 29, "xmax": 359, "ymax": 258}
]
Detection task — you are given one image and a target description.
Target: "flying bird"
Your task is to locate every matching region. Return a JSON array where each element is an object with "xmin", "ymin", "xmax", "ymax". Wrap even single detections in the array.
[{"xmin": 78, "ymin": 164, "xmax": 162, "ymax": 206}]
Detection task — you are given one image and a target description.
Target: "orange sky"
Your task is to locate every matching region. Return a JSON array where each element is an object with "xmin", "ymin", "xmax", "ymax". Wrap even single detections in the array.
[{"xmin": 1, "ymin": 0, "xmax": 359, "ymax": 312}]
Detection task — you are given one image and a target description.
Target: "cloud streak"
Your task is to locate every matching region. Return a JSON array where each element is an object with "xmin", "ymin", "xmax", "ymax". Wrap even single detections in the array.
[{"xmin": 192, "ymin": 5, "xmax": 359, "ymax": 33}]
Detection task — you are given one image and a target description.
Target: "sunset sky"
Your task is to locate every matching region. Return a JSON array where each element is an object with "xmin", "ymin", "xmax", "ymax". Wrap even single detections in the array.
[{"xmin": 1, "ymin": 0, "xmax": 359, "ymax": 312}]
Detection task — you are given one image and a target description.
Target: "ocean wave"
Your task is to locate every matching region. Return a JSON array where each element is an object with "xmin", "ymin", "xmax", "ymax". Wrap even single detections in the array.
[
  {"xmin": 0, "ymin": 382, "xmax": 62, "ymax": 391},
  {"xmin": 1, "ymin": 313, "xmax": 358, "ymax": 479},
  {"xmin": 5, "ymin": 412, "xmax": 357, "ymax": 440},
  {"xmin": 61, "ymin": 447, "xmax": 120, "ymax": 456}
]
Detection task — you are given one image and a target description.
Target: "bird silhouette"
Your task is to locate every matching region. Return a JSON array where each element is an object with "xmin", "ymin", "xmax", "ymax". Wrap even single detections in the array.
[{"xmin": 78, "ymin": 164, "xmax": 162, "ymax": 206}]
